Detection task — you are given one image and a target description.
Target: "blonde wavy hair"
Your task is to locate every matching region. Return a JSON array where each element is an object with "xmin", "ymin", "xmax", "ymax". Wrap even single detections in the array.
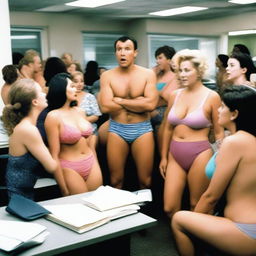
[
  {"xmin": 173, "ymin": 49, "xmax": 208, "ymax": 79},
  {"xmin": 1, "ymin": 79, "xmax": 37, "ymax": 135}
]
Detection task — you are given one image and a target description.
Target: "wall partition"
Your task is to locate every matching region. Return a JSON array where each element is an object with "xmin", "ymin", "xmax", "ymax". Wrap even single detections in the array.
[{"xmin": 82, "ymin": 32, "xmax": 124, "ymax": 69}]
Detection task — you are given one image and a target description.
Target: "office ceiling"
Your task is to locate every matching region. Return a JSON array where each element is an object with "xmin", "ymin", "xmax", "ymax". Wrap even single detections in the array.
[{"xmin": 8, "ymin": 0, "xmax": 256, "ymax": 21}]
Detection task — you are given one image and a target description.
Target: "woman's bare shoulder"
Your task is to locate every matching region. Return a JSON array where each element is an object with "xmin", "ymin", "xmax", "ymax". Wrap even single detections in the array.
[{"xmin": 14, "ymin": 121, "xmax": 39, "ymax": 138}]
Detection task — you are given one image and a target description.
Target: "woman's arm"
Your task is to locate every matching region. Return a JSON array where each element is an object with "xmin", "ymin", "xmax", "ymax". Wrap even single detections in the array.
[
  {"xmin": 159, "ymin": 93, "xmax": 176, "ymax": 178},
  {"xmin": 195, "ymin": 135, "xmax": 241, "ymax": 214},
  {"xmin": 210, "ymin": 91, "xmax": 225, "ymax": 144},
  {"xmin": 22, "ymin": 125, "xmax": 57, "ymax": 173},
  {"xmin": 45, "ymin": 112, "xmax": 69, "ymax": 196}
]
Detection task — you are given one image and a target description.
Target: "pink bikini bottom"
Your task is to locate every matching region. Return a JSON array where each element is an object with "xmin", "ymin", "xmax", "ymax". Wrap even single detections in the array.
[
  {"xmin": 170, "ymin": 140, "xmax": 211, "ymax": 171},
  {"xmin": 60, "ymin": 154, "xmax": 94, "ymax": 180}
]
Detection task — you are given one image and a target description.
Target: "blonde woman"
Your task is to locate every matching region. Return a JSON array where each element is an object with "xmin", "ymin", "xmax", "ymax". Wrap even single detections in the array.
[
  {"xmin": 172, "ymin": 85, "xmax": 256, "ymax": 256},
  {"xmin": 2, "ymin": 79, "xmax": 57, "ymax": 200},
  {"xmin": 160, "ymin": 49, "xmax": 224, "ymax": 219}
]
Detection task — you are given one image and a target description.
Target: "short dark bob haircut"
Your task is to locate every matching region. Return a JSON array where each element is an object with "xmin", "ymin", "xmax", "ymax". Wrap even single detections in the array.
[
  {"xmin": 221, "ymin": 85, "xmax": 256, "ymax": 136},
  {"xmin": 155, "ymin": 45, "xmax": 176, "ymax": 60},
  {"xmin": 47, "ymin": 72, "xmax": 77, "ymax": 110}
]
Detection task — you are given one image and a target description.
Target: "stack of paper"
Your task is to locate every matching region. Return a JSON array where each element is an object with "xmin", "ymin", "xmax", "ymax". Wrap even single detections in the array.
[
  {"xmin": 0, "ymin": 220, "xmax": 49, "ymax": 253},
  {"xmin": 44, "ymin": 203, "xmax": 111, "ymax": 234},
  {"xmin": 43, "ymin": 186, "xmax": 152, "ymax": 234},
  {"xmin": 81, "ymin": 185, "xmax": 152, "ymax": 211}
]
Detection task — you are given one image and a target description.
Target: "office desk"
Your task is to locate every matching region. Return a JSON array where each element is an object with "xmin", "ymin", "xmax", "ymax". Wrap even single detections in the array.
[{"xmin": 0, "ymin": 192, "xmax": 157, "ymax": 256}]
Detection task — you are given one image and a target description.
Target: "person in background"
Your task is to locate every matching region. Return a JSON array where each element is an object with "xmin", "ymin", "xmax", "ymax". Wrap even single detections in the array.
[
  {"xmin": 71, "ymin": 71, "xmax": 102, "ymax": 149},
  {"xmin": 12, "ymin": 52, "xmax": 24, "ymax": 66},
  {"xmin": 17, "ymin": 49, "xmax": 47, "ymax": 93},
  {"xmin": 151, "ymin": 45, "xmax": 180, "ymax": 150},
  {"xmin": 61, "ymin": 52, "xmax": 73, "ymax": 67},
  {"xmin": 226, "ymin": 51, "xmax": 256, "ymax": 87},
  {"xmin": 159, "ymin": 49, "xmax": 224, "ymax": 219},
  {"xmin": 90, "ymin": 67, "xmax": 108, "ymax": 97},
  {"xmin": 67, "ymin": 62, "xmax": 83, "ymax": 75},
  {"xmin": 172, "ymin": 85, "xmax": 256, "ymax": 256},
  {"xmin": 1, "ymin": 79, "xmax": 57, "ymax": 200},
  {"xmin": 98, "ymin": 36, "xmax": 158, "ymax": 189},
  {"xmin": 1, "ymin": 65, "xmax": 20, "ymax": 105},
  {"xmin": 232, "ymin": 43, "xmax": 251, "ymax": 56},
  {"xmin": 43, "ymin": 57, "xmax": 68, "ymax": 87},
  {"xmin": 84, "ymin": 61, "xmax": 100, "ymax": 92},
  {"xmin": 215, "ymin": 54, "xmax": 229, "ymax": 92},
  {"xmin": 45, "ymin": 73, "xmax": 102, "ymax": 195}
]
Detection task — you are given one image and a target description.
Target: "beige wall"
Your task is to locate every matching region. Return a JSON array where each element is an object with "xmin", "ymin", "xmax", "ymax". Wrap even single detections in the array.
[
  {"xmin": 10, "ymin": 12, "xmax": 126, "ymax": 68},
  {"xmin": 10, "ymin": 11, "xmax": 256, "ymax": 69},
  {"xmin": 228, "ymin": 35, "xmax": 256, "ymax": 57}
]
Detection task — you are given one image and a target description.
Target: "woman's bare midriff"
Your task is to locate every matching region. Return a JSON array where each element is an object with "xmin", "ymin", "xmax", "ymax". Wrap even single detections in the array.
[{"xmin": 172, "ymin": 125, "xmax": 211, "ymax": 142}]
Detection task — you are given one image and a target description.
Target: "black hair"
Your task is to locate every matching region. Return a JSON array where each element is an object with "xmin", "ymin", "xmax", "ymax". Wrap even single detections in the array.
[
  {"xmin": 155, "ymin": 45, "xmax": 176, "ymax": 59},
  {"xmin": 217, "ymin": 54, "xmax": 229, "ymax": 68},
  {"xmin": 221, "ymin": 85, "xmax": 256, "ymax": 136},
  {"xmin": 233, "ymin": 44, "xmax": 251, "ymax": 56},
  {"xmin": 43, "ymin": 57, "xmax": 68, "ymax": 86},
  {"xmin": 114, "ymin": 36, "xmax": 137, "ymax": 50},
  {"xmin": 229, "ymin": 52, "xmax": 256, "ymax": 81},
  {"xmin": 84, "ymin": 60, "xmax": 99, "ymax": 86},
  {"xmin": 12, "ymin": 52, "xmax": 24, "ymax": 65},
  {"xmin": 47, "ymin": 72, "xmax": 77, "ymax": 110}
]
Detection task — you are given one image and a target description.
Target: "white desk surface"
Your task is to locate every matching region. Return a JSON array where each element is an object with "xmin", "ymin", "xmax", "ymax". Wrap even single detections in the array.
[{"xmin": 0, "ymin": 192, "xmax": 157, "ymax": 256}]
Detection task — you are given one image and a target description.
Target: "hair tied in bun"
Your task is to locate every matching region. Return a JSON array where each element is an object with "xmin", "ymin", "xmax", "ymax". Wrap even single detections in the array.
[{"xmin": 13, "ymin": 102, "xmax": 21, "ymax": 110}]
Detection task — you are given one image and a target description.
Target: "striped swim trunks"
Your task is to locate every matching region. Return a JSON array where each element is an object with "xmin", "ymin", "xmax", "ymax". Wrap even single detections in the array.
[{"xmin": 108, "ymin": 119, "xmax": 153, "ymax": 144}]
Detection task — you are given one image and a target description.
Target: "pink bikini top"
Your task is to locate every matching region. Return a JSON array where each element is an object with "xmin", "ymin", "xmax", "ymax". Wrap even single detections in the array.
[
  {"xmin": 167, "ymin": 89, "xmax": 212, "ymax": 129},
  {"xmin": 60, "ymin": 123, "xmax": 93, "ymax": 144}
]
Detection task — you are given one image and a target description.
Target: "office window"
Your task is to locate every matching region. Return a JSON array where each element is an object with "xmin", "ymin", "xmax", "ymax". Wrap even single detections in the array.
[
  {"xmin": 11, "ymin": 28, "xmax": 42, "ymax": 57},
  {"xmin": 82, "ymin": 33, "xmax": 123, "ymax": 69},
  {"xmin": 148, "ymin": 34, "xmax": 218, "ymax": 80}
]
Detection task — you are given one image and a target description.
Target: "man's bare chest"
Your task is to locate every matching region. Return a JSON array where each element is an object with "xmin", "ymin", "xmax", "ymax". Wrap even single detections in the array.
[{"xmin": 111, "ymin": 78, "xmax": 147, "ymax": 98}]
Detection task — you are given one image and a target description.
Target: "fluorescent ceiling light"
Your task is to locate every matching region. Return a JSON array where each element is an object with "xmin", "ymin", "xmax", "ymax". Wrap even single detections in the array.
[
  {"xmin": 228, "ymin": 0, "xmax": 256, "ymax": 4},
  {"xmin": 229, "ymin": 29, "xmax": 256, "ymax": 36},
  {"xmin": 66, "ymin": 0, "xmax": 125, "ymax": 8},
  {"xmin": 11, "ymin": 35, "xmax": 37, "ymax": 40},
  {"xmin": 149, "ymin": 6, "xmax": 208, "ymax": 17}
]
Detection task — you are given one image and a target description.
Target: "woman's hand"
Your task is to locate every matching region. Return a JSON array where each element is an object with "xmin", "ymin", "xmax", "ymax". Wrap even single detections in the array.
[{"xmin": 159, "ymin": 158, "xmax": 168, "ymax": 179}]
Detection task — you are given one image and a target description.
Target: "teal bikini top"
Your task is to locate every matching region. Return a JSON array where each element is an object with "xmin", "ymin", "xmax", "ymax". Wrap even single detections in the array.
[
  {"xmin": 156, "ymin": 82, "xmax": 167, "ymax": 91},
  {"xmin": 205, "ymin": 152, "xmax": 218, "ymax": 179}
]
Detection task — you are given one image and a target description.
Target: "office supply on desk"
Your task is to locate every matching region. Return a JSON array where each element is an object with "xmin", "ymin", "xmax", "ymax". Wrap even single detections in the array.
[
  {"xmin": 0, "ymin": 220, "xmax": 48, "ymax": 253},
  {"xmin": 44, "ymin": 202, "xmax": 140, "ymax": 234},
  {"xmin": 6, "ymin": 194, "xmax": 51, "ymax": 220},
  {"xmin": 43, "ymin": 203, "xmax": 111, "ymax": 233},
  {"xmin": 81, "ymin": 185, "xmax": 152, "ymax": 211},
  {"xmin": 0, "ymin": 191, "xmax": 157, "ymax": 256}
]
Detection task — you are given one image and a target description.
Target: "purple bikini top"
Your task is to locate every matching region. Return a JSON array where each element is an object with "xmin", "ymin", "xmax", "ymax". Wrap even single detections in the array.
[{"xmin": 167, "ymin": 89, "xmax": 212, "ymax": 129}]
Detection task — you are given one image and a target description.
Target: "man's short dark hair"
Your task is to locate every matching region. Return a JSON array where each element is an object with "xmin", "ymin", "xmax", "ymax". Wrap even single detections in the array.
[{"xmin": 114, "ymin": 36, "xmax": 137, "ymax": 50}]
